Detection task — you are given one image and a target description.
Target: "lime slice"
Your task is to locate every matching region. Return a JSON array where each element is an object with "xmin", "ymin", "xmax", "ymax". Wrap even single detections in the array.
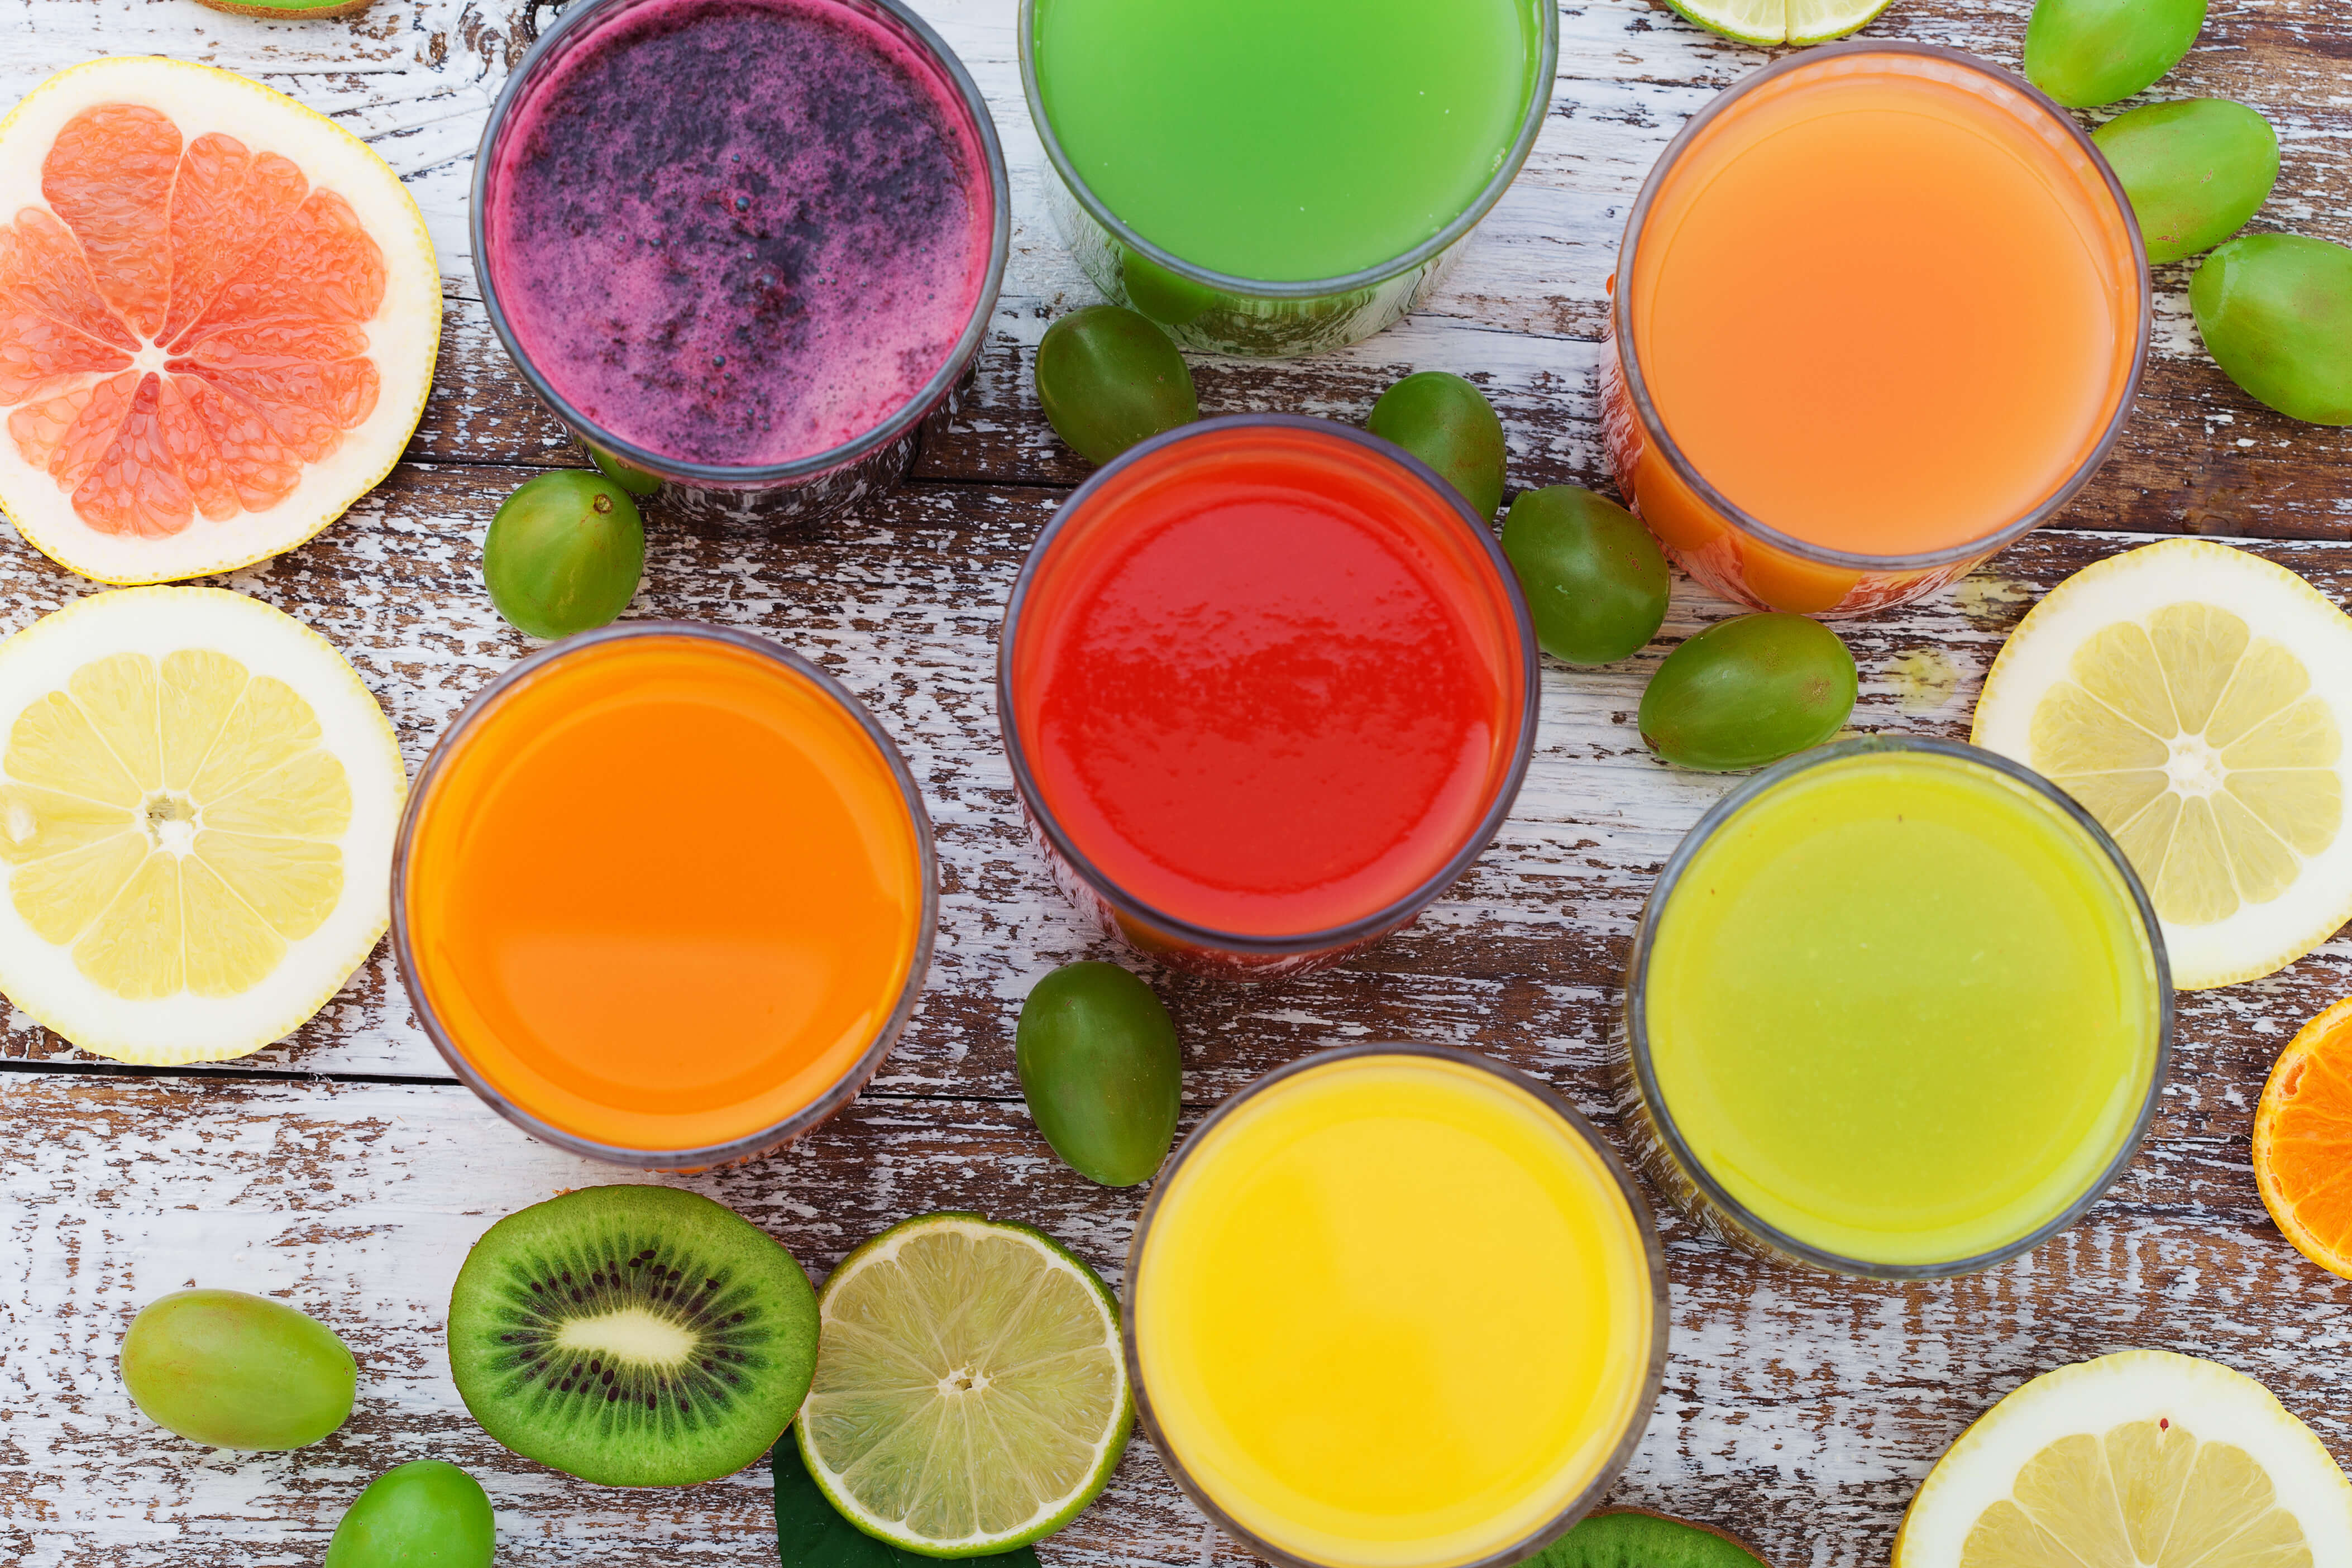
[
  {"xmin": 796, "ymin": 1213, "xmax": 1132, "ymax": 1558},
  {"xmin": 1971, "ymin": 539, "xmax": 2352, "ymax": 988},
  {"xmin": 1893, "ymin": 1350, "xmax": 2352, "ymax": 1568},
  {"xmin": 1658, "ymin": 0, "xmax": 1891, "ymax": 46}
]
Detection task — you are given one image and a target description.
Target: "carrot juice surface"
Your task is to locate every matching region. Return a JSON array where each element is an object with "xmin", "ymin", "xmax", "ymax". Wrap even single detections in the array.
[
  {"xmin": 1008, "ymin": 423, "xmax": 1526, "ymax": 939},
  {"xmin": 1628, "ymin": 51, "xmax": 2141, "ymax": 557},
  {"xmin": 401, "ymin": 632, "xmax": 927, "ymax": 1155}
]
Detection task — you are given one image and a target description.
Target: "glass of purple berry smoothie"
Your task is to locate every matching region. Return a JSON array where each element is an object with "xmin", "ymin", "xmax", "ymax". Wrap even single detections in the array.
[{"xmin": 471, "ymin": 0, "xmax": 1008, "ymax": 522}]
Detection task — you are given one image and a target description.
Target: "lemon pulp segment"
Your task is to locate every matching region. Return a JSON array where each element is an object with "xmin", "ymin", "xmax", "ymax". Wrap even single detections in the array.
[{"xmin": 0, "ymin": 647, "xmax": 350, "ymax": 999}]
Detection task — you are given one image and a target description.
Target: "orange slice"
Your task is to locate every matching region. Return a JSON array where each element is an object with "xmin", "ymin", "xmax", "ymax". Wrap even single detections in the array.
[
  {"xmin": 2253, "ymin": 995, "xmax": 2352, "ymax": 1279},
  {"xmin": 0, "ymin": 58, "xmax": 438, "ymax": 584}
]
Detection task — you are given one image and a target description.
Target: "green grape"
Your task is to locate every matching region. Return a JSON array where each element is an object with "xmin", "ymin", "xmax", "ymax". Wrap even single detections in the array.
[
  {"xmin": 1034, "ymin": 305, "xmax": 1200, "ymax": 466},
  {"xmin": 2025, "ymin": 0, "xmax": 2206, "ymax": 108},
  {"xmin": 1500, "ymin": 486, "xmax": 1669, "ymax": 665},
  {"xmin": 2094, "ymin": 99, "xmax": 2277, "ymax": 265},
  {"xmin": 327, "ymin": 1462, "xmax": 496, "ymax": 1568},
  {"xmin": 1366, "ymin": 371, "xmax": 1507, "ymax": 519},
  {"xmin": 1016, "ymin": 961, "xmax": 1182, "ymax": 1188},
  {"xmin": 483, "ymin": 470, "xmax": 647, "ymax": 640},
  {"xmin": 119, "ymin": 1289, "xmax": 356, "ymax": 1450},
  {"xmin": 1639, "ymin": 614, "xmax": 1857, "ymax": 772},
  {"xmin": 2191, "ymin": 233, "xmax": 2352, "ymax": 426},
  {"xmin": 586, "ymin": 444, "xmax": 663, "ymax": 498}
]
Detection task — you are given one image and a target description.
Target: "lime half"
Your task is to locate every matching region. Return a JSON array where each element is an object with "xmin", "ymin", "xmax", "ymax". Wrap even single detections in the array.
[
  {"xmin": 1660, "ymin": 0, "xmax": 1892, "ymax": 45},
  {"xmin": 796, "ymin": 1213, "xmax": 1132, "ymax": 1557}
]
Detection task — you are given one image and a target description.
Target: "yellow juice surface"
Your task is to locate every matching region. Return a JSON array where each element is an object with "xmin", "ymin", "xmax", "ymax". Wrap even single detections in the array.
[{"xmin": 1132, "ymin": 1053, "xmax": 1658, "ymax": 1568}]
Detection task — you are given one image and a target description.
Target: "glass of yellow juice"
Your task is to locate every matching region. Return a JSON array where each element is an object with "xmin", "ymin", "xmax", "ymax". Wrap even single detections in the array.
[
  {"xmin": 1128, "ymin": 1045, "xmax": 1665, "ymax": 1568},
  {"xmin": 1626, "ymin": 737, "xmax": 2172, "ymax": 1278}
]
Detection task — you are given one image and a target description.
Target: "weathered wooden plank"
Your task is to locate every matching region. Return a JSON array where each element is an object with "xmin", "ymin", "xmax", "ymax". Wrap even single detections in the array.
[
  {"xmin": 6, "ymin": 1072, "xmax": 2348, "ymax": 1568},
  {"xmin": 0, "ymin": 471, "xmax": 2347, "ymax": 1160}
]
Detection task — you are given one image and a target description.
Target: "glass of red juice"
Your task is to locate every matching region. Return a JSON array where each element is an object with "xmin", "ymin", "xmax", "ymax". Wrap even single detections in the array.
[
  {"xmin": 471, "ymin": 0, "xmax": 1008, "ymax": 523},
  {"xmin": 999, "ymin": 416, "xmax": 1538, "ymax": 979}
]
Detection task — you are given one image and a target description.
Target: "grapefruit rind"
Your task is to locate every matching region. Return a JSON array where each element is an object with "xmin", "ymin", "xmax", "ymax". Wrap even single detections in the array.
[
  {"xmin": 0, "ymin": 57, "xmax": 438, "ymax": 585},
  {"xmin": 0, "ymin": 587, "xmax": 405, "ymax": 1062},
  {"xmin": 1892, "ymin": 1350, "xmax": 2352, "ymax": 1568},
  {"xmin": 2254, "ymin": 995, "xmax": 2352, "ymax": 1282},
  {"xmin": 1971, "ymin": 539, "xmax": 2352, "ymax": 990}
]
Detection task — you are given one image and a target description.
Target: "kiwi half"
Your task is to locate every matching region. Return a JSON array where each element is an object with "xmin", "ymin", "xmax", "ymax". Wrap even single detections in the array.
[
  {"xmin": 1537, "ymin": 1509, "xmax": 1772, "ymax": 1568},
  {"xmin": 447, "ymin": 1184, "xmax": 818, "ymax": 1487}
]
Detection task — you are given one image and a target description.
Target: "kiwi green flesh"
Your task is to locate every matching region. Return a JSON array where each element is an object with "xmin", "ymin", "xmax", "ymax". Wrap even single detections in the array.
[
  {"xmin": 193, "ymin": 0, "xmax": 375, "ymax": 13},
  {"xmin": 448, "ymin": 1184, "xmax": 818, "ymax": 1487},
  {"xmin": 1536, "ymin": 1509, "xmax": 1771, "ymax": 1568}
]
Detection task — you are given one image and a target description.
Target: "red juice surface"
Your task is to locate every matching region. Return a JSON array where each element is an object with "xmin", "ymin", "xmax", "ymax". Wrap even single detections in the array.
[
  {"xmin": 484, "ymin": 0, "xmax": 993, "ymax": 468},
  {"xmin": 1010, "ymin": 424, "xmax": 1526, "ymax": 938}
]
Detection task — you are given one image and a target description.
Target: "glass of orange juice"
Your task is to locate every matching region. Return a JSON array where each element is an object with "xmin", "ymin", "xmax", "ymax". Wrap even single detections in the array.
[
  {"xmin": 393, "ymin": 623, "xmax": 935, "ymax": 1168},
  {"xmin": 1603, "ymin": 43, "xmax": 2150, "ymax": 617},
  {"xmin": 1127, "ymin": 1044, "xmax": 1665, "ymax": 1568}
]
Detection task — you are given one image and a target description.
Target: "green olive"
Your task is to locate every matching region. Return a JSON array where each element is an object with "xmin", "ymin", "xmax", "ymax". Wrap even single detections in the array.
[
  {"xmin": 2191, "ymin": 233, "xmax": 2352, "ymax": 427},
  {"xmin": 1500, "ymin": 486, "xmax": 1669, "ymax": 665},
  {"xmin": 2025, "ymin": 0, "xmax": 2205, "ymax": 108},
  {"xmin": 586, "ymin": 444, "xmax": 663, "ymax": 498},
  {"xmin": 1638, "ymin": 614, "xmax": 1857, "ymax": 772},
  {"xmin": 119, "ymin": 1289, "xmax": 356, "ymax": 1450},
  {"xmin": 1366, "ymin": 371, "xmax": 1507, "ymax": 520},
  {"xmin": 1034, "ymin": 305, "xmax": 1200, "ymax": 466},
  {"xmin": 1015, "ymin": 961, "xmax": 1182, "ymax": 1188},
  {"xmin": 482, "ymin": 470, "xmax": 646, "ymax": 641},
  {"xmin": 2093, "ymin": 99, "xmax": 2278, "ymax": 265},
  {"xmin": 326, "ymin": 1461, "xmax": 496, "ymax": 1568}
]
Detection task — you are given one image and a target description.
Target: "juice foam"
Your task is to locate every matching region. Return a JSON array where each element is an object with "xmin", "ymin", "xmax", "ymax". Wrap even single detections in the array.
[{"xmin": 486, "ymin": 0, "xmax": 992, "ymax": 468}]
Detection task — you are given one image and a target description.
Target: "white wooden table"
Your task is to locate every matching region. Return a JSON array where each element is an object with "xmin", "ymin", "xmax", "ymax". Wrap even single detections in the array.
[{"xmin": 6, "ymin": 1, "xmax": 2352, "ymax": 1564}]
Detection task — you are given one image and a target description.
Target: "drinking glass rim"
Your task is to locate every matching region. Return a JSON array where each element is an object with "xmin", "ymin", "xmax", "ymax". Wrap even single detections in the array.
[
  {"xmin": 389, "ymin": 620, "xmax": 940, "ymax": 1170},
  {"xmin": 467, "ymin": 0, "xmax": 1012, "ymax": 487},
  {"xmin": 1123, "ymin": 1041, "xmax": 1670, "ymax": 1568},
  {"xmin": 1609, "ymin": 40, "xmax": 2154, "ymax": 575},
  {"xmin": 1623, "ymin": 734, "xmax": 2176, "ymax": 1282},
  {"xmin": 1016, "ymin": 0, "xmax": 1559, "ymax": 299},
  {"xmin": 995, "ymin": 413, "xmax": 1541, "ymax": 958}
]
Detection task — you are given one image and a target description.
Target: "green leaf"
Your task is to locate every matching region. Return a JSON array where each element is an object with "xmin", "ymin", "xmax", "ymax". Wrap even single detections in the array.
[{"xmin": 773, "ymin": 1438, "xmax": 1044, "ymax": 1567}]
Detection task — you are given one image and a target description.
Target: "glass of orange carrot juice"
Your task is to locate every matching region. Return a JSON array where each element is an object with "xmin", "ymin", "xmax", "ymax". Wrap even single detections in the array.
[
  {"xmin": 1603, "ymin": 43, "xmax": 2151, "ymax": 617},
  {"xmin": 393, "ymin": 624, "xmax": 935, "ymax": 1168}
]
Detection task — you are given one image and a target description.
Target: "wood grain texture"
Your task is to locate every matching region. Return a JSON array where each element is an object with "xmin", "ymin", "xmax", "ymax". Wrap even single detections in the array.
[{"xmin": 3, "ymin": 0, "xmax": 2352, "ymax": 1564}]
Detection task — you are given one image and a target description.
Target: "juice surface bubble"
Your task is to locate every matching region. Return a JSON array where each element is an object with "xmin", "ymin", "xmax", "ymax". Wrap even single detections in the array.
[
  {"xmin": 1034, "ymin": 307, "xmax": 1198, "ymax": 466},
  {"xmin": 1366, "ymin": 371, "xmax": 1507, "ymax": 520},
  {"xmin": 2024, "ymin": 0, "xmax": 2206, "ymax": 108},
  {"xmin": 2093, "ymin": 99, "xmax": 2278, "ymax": 266},
  {"xmin": 2191, "ymin": 234, "xmax": 2352, "ymax": 427},
  {"xmin": 1502, "ymin": 486, "xmax": 1668, "ymax": 666},
  {"xmin": 1638, "ymin": 613, "xmax": 1857, "ymax": 772},
  {"xmin": 119, "ymin": 1288, "xmax": 357, "ymax": 1450}
]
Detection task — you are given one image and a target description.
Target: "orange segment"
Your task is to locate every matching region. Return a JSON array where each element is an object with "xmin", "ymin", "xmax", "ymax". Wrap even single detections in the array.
[
  {"xmin": 2251, "ymin": 995, "xmax": 2352, "ymax": 1280},
  {"xmin": 0, "ymin": 99, "xmax": 389, "ymax": 542},
  {"xmin": 41, "ymin": 103, "xmax": 179, "ymax": 341}
]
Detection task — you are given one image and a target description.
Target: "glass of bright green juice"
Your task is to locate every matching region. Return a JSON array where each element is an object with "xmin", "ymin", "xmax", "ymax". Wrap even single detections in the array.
[
  {"xmin": 1627, "ymin": 736, "xmax": 2172, "ymax": 1279},
  {"xmin": 1020, "ymin": 0, "xmax": 1557, "ymax": 356}
]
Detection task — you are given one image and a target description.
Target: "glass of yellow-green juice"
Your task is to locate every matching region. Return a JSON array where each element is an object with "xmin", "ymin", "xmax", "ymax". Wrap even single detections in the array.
[
  {"xmin": 1127, "ymin": 1045, "xmax": 1666, "ymax": 1568},
  {"xmin": 1627, "ymin": 735, "xmax": 2172, "ymax": 1279}
]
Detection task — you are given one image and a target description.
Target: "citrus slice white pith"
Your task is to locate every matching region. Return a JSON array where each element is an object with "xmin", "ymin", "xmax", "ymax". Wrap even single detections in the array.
[
  {"xmin": 1972, "ymin": 540, "xmax": 2352, "ymax": 989},
  {"xmin": 797, "ymin": 1212, "xmax": 1133, "ymax": 1557},
  {"xmin": 0, "ymin": 57, "xmax": 439, "ymax": 585},
  {"xmin": 1658, "ymin": 0, "xmax": 1892, "ymax": 46},
  {"xmin": 1894, "ymin": 1350, "xmax": 2352, "ymax": 1568},
  {"xmin": 0, "ymin": 587, "xmax": 405, "ymax": 1062}
]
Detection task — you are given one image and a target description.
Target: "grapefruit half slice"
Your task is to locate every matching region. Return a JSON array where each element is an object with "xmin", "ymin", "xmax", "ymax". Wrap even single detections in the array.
[{"xmin": 0, "ymin": 58, "xmax": 438, "ymax": 585}]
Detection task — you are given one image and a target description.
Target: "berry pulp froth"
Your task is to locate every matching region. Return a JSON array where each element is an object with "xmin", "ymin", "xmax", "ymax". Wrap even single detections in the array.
[{"xmin": 485, "ymin": 0, "xmax": 993, "ymax": 468}]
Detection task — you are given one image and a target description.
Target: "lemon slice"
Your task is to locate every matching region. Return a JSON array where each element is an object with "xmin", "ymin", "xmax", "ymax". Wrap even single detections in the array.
[
  {"xmin": 1972, "ymin": 540, "xmax": 2352, "ymax": 989},
  {"xmin": 796, "ymin": 1212, "xmax": 1132, "ymax": 1557},
  {"xmin": 1658, "ymin": 0, "xmax": 1892, "ymax": 46},
  {"xmin": 1894, "ymin": 1350, "xmax": 2351, "ymax": 1568},
  {"xmin": 0, "ymin": 587, "xmax": 404, "ymax": 1062}
]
